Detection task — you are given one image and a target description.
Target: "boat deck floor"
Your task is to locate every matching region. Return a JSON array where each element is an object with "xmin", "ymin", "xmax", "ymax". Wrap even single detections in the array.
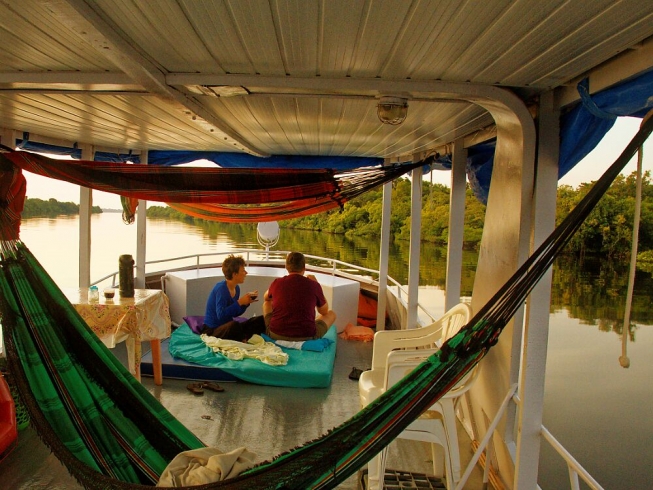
[{"xmin": 0, "ymin": 336, "xmax": 486, "ymax": 489}]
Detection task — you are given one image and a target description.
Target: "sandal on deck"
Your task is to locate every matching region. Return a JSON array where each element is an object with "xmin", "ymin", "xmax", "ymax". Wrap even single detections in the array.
[
  {"xmin": 186, "ymin": 382, "xmax": 204, "ymax": 395},
  {"xmin": 348, "ymin": 367, "xmax": 367, "ymax": 381},
  {"xmin": 201, "ymin": 382, "xmax": 224, "ymax": 392}
]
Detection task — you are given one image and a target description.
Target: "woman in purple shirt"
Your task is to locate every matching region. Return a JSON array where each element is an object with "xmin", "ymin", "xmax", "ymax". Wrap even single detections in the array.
[{"xmin": 202, "ymin": 254, "xmax": 265, "ymax": 342}]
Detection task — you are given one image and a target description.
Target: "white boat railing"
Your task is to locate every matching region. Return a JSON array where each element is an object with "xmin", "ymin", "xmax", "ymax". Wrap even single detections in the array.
[
  {"xmin": 456, "ymin": 384, "xmax": 518, "ymax": 490},
  {"xmin": 540, "ymin": 427, "xmax": 605, "ymax": 490},
  {"xmin": 458, "ymin": 385, "xmax": 604, "ymax": 490},
  {"xmin": 91, "ymin": 249, "xmax": 438, "ymax": 325}
]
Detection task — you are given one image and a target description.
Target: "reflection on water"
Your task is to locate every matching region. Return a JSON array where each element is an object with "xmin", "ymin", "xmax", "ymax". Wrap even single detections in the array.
[
  {"xmin": 551, "ymin": 254, "xmax": 653, "ymax": 328},
  {"xmin": 541, "ymin": 313, "xmax": 653, "ymax": 490},
  {"xmin": 13, "ymin": 214, "xmax": 653, "ymax": 489},
  {"xmin": 17, "ymin": 213, "xmax": 653, "ymax": 341},
  {"xmin": 543, "ymin": 256, "xmax": 653, "ymax": 490},
  {"xmin": 150, "ymin": 218, "xmax": 481, "ymax": 292}
]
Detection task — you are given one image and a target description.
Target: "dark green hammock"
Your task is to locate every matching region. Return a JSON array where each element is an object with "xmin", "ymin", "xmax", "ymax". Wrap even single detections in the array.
[{"xmin": 0, "ymin": 113, "xmax": 651, "ymax": 489}]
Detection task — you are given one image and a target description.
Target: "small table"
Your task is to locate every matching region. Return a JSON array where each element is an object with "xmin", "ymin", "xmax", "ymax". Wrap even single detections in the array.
[{"xmin": 64, "ymin": 288, "xmax": 171, "ymax": 385}]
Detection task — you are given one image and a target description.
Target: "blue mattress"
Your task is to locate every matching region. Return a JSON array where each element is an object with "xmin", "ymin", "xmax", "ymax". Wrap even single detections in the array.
[{"xmin": 167, "ymin": 324, "xmax": 338, "ymax": 388}]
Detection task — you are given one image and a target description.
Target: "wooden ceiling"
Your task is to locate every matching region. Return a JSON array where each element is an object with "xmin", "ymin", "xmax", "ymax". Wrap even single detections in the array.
[{"xmin": 0, "ymin": 0, "xmax": 651, "ymax": 160}]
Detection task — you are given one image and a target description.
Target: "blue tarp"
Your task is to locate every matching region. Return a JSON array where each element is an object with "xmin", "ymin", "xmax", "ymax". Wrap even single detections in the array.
[
  {"xmin": 16, "ymin": 136, "xmax": 139, "ymax": 163},
  {"xmin": 146, "ymin": 151, "xmax": 382, "ymax": 169},
  {"xmin": 467, "ymin": 69, "xmax": 653, "ymax": 203},
  {"xmin": 13, "ymin": 141, "xmax": 380, "ymax": 169}
]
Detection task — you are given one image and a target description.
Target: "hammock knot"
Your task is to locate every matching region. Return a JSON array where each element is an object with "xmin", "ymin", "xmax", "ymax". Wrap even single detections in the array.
[
  {"xmin": 438, "ymin": 343, "xmax": 454, "ymax": 363},
  {"xmin": 487, "ymin": 329, "xmax": 501, "ymax": 347},
  {"xmin": 462, "ymin": 327, "xmax": 501, "ymax": 358}
]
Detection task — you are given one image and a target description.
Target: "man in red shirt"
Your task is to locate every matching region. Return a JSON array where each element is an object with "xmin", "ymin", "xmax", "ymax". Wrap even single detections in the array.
[{"xmin": 263, "ymin": 252, "xmax": 337, "ymax": 340}]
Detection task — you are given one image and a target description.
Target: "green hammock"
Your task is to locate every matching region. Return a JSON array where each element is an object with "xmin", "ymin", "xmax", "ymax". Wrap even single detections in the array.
[{"xmin": 0, "ymin": 113, "xmax": 651, "ymax": 489}]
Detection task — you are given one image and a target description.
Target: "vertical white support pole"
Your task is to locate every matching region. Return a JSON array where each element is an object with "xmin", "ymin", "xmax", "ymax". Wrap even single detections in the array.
[
  {"xmin": 406, "ymin": 164, "xmax": 422, "ymax": 329},
  {"xmin": 135, "ymin": 150, "xmax": 147, "ymax": 289},
  {"xmin": 376, "ymin": 181, "xmax": 392, "ymax": 331},
  {"xmin": 78, "ymin": 144, "xmax": 94, "ymax": 289},
  {"xmin": 445, "ymin": 139, "xmax": 467, "ymax": 311},
  {"xmin": 135, "ymin": 150, "xmax": 157, "ymax": 384},
  {"xmin": 513, "ymin": 90, "xmax": 559, "ymax": 488}
]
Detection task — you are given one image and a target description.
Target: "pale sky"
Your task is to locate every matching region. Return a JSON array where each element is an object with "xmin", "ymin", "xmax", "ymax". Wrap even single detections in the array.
[{"xmin": 21, "ymin": 117, "xmax": 652, "ymax": 210}]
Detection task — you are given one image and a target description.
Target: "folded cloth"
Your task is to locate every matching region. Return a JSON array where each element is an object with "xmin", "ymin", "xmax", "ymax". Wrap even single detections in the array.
[
  {"xmin": 268, "ymin": 338, "xmax": 304, "ymax": 350},
  {"xmin": 338, "ymin": 322, "xmax": 374, "ymax": 342},
  {"xmin": 200, "ymin": 334, "xmax": 289, "ymax": 366},
  {"xmin": 157, "ymin": 446, "xmax": 257, "ymax": 487},
  {"xmin": 260, "ymin": 334, "xmax": 334, "ymax": 352},
  {"xmin": 301, "ymin": 338, "xmax": 334, "ymax": 351}
]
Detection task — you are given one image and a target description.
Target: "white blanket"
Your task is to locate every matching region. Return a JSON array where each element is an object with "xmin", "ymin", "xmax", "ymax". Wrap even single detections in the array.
[
  {"xmin": 157, "ymin": 446, "xmax": 258, "ymax": 487},
  {"xmin": 200, "ymin": 334, "xmax": 289, "ymax": 365}
]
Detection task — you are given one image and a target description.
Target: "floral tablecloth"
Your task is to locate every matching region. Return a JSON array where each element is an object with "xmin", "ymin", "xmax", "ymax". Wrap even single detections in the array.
[{"xmin": 64, "ymin": 288, "xmax": 171, "ymax": 380}]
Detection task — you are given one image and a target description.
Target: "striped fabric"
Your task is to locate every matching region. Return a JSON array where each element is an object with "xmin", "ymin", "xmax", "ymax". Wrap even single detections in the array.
[
  {"xmin": 167, "ymin": 199, "xmax": 346, "ymax": 222},
  {"xmin": 1, "ymin": 150, "xmax": 422, "ymax": 204},
  {"xmin": 1, "ymin": 150, "xmax": 423, "ymax": 222},
  {"xmin": 0, "ymin": 243, "xmax": 205, "ymax": 486},
  {"xmin": 0, "ymin": 158, "xmax": 26, "ymax": 239}
]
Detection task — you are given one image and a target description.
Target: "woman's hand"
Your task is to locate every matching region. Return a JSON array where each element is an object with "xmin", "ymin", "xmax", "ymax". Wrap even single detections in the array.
[{"xmin": 239, "ymin": 291, "xmax": 259, "ymax": 305}]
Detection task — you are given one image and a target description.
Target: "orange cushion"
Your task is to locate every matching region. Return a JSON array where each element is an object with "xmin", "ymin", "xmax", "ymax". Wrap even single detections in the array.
[
  {"xmin": 357, "ymin": 317, "xmax": 377, "ymax": 327},
  {"xmin": 358, "ymin": 293, "xmax": 378, "ymax": 319},
  {"xmin": 338, "ymin": 323, "xmax": 375, "ymax": 342}
]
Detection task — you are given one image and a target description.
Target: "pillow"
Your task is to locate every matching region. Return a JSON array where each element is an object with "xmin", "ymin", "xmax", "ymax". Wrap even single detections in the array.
[
  {"xmin": 260, "ymin": 334, "xmax": 334, "ymax": 352},
  {"xmin": 301, "ymin": 338, "xmax": 334, "ymax": 352},
  {"xmin": 358, "ymin": 292, "xmax": 378, "ymax": 319},
  {"xmin": 183, "ymin": 316, "xmax": 206, "ymax": 334},
  {"xmin": 357, "ymin": 316, "xmax": 377, "ymax": 328}
]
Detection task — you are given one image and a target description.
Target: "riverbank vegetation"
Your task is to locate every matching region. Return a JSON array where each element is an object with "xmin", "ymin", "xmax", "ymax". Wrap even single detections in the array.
[
  {"xmin": 147, "ymin": 171, "xmax": 653, "ymax": 261},
  {"xmin": 557, "ymin": 172, "xmax": 653, "ymax": 259},
  {"xmin": 22, "ymin": 198, "xmax": 103, "ymax": 218}
]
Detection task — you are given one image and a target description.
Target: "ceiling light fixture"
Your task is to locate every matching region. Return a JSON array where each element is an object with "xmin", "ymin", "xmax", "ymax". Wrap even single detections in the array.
[{"xmin": 377, "ymin": 96, "xmax": 409, "ymax": 125}]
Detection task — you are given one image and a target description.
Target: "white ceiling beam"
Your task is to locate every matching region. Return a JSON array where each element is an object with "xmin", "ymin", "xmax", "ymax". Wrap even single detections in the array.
[
  {"xmin": 167, "ymin": 74, "xmax": 524, "ymax": 103},
  {"xmin": 0, "ymin": 72, "xmax": 136, "ymax": 85},
  {"xmin": 49, "ymin": 0, "xmax": 267, "ymax": 157},
  {"xmin": 557, "ymin": 35, "xmax": 653, "ymax": 108},
  {"xmin": 169, "ymin": 74, "xmax": 524, "ymax": 148},
  {"xmin": 0, "ymin": 127, "xmax": 142, "ymax": 156},
  {"xmin": 167, "ymin": 75, "xmax": 527, "ymax": 161},
  {"xmin": 175, "ymin": 74, "xmax": 514, "ymax": 156},
  {"xmin": 0, "ymin": 89, "xmax": 150, "ymax": 96}
]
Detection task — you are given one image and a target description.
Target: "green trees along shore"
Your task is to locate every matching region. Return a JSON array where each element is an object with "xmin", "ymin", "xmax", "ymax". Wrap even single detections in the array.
[
  {"xmin": 23, "ymin": 171, "xmax": 653, "ymax": 267},
  {"xmin": 22, "ymin": 198, "xmax": 103, "ymax": 218},
  {"xmin": 147, "ymin": 172, "xmax": 653, "ymax": 262}
]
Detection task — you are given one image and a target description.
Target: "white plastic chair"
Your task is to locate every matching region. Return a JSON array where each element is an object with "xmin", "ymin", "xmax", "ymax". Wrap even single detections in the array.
[{"xmin": 359, "ymin": 303, "xmax": 476, "ymax": 490}]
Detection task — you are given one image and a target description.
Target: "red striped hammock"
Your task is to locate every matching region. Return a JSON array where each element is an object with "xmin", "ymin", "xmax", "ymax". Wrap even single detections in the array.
[{"xmin": 1, "ymin": 150, "xmax": 423, "ymax": 223}]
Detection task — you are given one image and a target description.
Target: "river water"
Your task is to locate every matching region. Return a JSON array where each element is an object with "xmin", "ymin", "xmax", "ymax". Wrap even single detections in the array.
[{"xmin": 9, "ymin": 212, "xmax": 653, "ymax": 489}]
